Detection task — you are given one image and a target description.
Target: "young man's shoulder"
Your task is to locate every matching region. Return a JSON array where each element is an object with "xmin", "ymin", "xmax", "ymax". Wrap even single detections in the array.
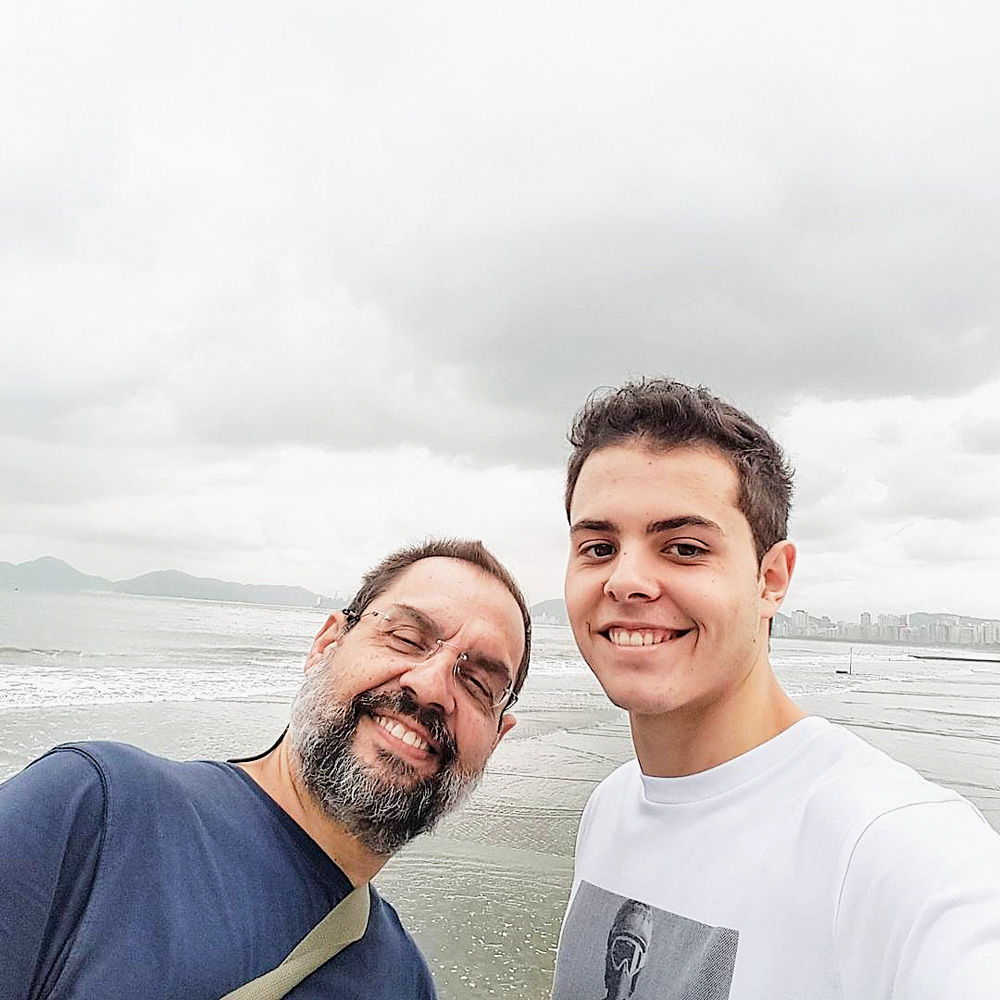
[
  {"xmin": 786, "ymin": 719, "xmax": 991, "ymax": 855},
  {"xmin": 582, "ymin": 716, "xmax": 990, "ymax": 850},
  {"xmin": 795, "ymin": 717, "xmax": 961, "ymax": 796}
]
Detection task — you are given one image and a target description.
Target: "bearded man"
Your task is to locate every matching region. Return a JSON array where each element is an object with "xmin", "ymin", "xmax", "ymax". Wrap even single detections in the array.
[{"xmin": 0, "ymin": 538, "xmax": 529, "ymax": 1000}]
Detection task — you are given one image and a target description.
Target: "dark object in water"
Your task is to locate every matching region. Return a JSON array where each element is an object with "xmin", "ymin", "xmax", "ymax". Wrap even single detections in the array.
[{"xmin": 911, "ymin": 653, "xmax": 1000, "ymax": 664}]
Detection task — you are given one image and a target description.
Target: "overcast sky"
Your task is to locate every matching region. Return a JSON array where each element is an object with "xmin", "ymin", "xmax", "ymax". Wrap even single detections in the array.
[{"xmin": 4, "ymin": 1, "xmax": 999, "ymax": 621}]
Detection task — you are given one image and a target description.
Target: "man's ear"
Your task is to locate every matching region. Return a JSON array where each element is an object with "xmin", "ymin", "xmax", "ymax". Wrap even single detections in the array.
[
  {"xmin": 304, "ymin": 611, "xmax": 347, "ymax": 673},
  {"xmin": 494, "ymin": 713, "xmax": 516, "ymax": 747},
  {"xmin": 759, "ymin": 540, "xmax": 796, "ymax": 621}
]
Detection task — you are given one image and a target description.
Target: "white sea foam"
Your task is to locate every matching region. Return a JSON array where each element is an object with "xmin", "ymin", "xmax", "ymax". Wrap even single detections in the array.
[{"xmin": 0, "ymin": 663, "xmax": 303, "ymax": 709}]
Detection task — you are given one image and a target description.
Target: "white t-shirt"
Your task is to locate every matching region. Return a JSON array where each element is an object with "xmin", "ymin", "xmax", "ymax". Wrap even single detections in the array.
[{"xmin": 552, "ymin": 716, "xmax": 1000, "ymax": 999}]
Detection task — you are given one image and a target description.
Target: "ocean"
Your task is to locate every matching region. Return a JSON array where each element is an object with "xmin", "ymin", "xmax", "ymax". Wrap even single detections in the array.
[
  {"xmin": 0, "ymin": 590, "xmax": 977, "ymax": 719},
  {"xmin": 3, "ymin": 590, "xmax": 999, "ymax": 998}
]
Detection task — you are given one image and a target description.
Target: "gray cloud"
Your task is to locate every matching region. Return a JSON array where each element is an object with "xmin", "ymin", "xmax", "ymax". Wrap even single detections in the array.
[
  {"xmin": 898, "ymin": 518, "xmax": 1000, "ymax": 569},
  {"xmin": 871, "ymin": 475, "xmax": 1000, "ymax": 525},
  {"xmin": 4, "ymin": 1, "xmax": 1000, "ymax": 616},
  {"xmin": 4, "ymin": 0, "xmax": 1000, "ymax": 470},
  {"xmin": 958, "ymin": 416, "xmax": 1000, "ymax": 455}
]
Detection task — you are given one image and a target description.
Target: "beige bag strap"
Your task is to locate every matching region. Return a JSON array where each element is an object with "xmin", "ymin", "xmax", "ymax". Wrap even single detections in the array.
[{"xmin": 219, "ymin": 883, "xmax": 371, "ymax": 1000}]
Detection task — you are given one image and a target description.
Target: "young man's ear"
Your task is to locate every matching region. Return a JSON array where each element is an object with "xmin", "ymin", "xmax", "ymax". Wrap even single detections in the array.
[
  {"xmin": 759, "ymin": 540, "xmax": 796, "ymax": 620},
  {"xmin": 304, "ymin": 611, "xmax": 348, "ymax": 673}
]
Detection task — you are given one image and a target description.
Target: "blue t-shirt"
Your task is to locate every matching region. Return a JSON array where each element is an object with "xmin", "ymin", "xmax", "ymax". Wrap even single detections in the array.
[{"xmin": 0, "ymin": 742, "xmax": 437, "ymax": 1000}]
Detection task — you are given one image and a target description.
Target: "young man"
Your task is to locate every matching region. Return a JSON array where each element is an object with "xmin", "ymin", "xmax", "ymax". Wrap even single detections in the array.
[
  {"xmin": 0, "ymin": 538, "xmax": 529, "ymax": 1000},
  {"xmin": 553, "ymin": 379, "xmax": 1000, "ymax": 999}
]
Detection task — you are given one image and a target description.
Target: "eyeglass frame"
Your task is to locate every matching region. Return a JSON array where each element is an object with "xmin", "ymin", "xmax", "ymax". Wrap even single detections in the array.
[{"xmin": 341, "ymin": 604, "xmax": 519, "ymax": 728}]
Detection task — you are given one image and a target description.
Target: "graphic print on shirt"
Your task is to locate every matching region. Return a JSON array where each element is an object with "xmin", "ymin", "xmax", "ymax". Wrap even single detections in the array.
[{"xmin": 553, "ymin": 881, "xmax": 738, "ymax": 999}]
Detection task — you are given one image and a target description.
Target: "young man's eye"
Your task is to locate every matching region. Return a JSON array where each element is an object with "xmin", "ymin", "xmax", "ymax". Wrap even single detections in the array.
[
  {"xmin": 582, "ymin": 541, "xmax": 616, "ymax": 559},
  {"xmin": 668, "ymin": 542, "xmax": 706, "ymax": 558}
]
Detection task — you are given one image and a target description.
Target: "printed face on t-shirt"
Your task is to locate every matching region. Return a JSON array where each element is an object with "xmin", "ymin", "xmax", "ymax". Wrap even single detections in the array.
[{"xmin": 553, "ymin": 881, "xmax": 738, "ymax": 999}]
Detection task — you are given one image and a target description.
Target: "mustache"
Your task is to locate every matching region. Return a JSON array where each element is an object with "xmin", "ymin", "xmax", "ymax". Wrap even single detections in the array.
[{"xmin": 351, "ymin": 689, "xmax": 458, "ymax": 770}]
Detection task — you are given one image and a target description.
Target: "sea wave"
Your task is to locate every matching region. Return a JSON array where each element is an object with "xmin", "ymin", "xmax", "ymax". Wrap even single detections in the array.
[
  {"xmin": 0, "ymin": 664, "xmax": 303, "ymax": 709},
  {"xmin": 528, "ymin": 656, "xmax": 590, "ymax": 676},
  {"xmin": 0, "ymin": 646, "xmax": 83, "ymax": 666}
]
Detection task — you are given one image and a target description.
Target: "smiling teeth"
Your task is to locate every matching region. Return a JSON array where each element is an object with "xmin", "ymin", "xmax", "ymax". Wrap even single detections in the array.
[
  {"xmin": 608, "ymin": 628, "xmax": 681, "ymax": 646},
  {"xmin": 374, "ymin": 715, "xmax": 429, "ymax": 751}
]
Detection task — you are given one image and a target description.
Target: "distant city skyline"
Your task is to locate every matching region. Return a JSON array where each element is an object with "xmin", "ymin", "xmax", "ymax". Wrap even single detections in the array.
[
  {"xmin": 531, "ymin": 597, "xmax": 1000, "ymax": 649},
  {"xmin": 775, "ymin": 607, "xmax": 1000, "ymax": 648}
]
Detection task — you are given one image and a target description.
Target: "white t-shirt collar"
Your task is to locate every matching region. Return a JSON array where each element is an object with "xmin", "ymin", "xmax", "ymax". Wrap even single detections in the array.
[{"xmin": 639, "ymin": 715, "xmax": 830, "ymax": 804}]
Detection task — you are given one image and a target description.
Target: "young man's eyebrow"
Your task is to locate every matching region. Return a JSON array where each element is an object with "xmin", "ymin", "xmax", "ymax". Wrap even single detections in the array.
[
  {"xmin": 569, "ymin": 518, "xmax": 617, "ymax": 534},
  {"xmin": 570, "ymin": 516, "xmax": 723, "ymax": 535},
  {"xmin": 647, "ymin": 515, "xmax": 724, "ymax": 535}
]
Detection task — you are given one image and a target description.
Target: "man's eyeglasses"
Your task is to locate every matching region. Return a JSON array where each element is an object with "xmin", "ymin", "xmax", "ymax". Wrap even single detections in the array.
[{"xmin": 347, "ymin": 607, "xmax": 518, "ymax": 721}]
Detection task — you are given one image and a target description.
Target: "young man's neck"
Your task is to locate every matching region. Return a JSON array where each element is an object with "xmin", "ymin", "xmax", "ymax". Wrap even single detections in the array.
[
  {"xmin": 629, "ymin": 659, "xmax": 805, "ymax": 778},
  {"xmin": 237, "ymin": 738, "xmax": 387, "ymax": 886}
]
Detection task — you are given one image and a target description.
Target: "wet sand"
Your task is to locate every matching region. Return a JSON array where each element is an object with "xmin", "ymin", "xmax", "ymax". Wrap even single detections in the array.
[
  {"xmin": 3, "ymin": 667, "xmax": 999, "ymax": 999},
  {"xmin": 382, "ymin": 667, "xmax": 1000, "ymax": 998}
]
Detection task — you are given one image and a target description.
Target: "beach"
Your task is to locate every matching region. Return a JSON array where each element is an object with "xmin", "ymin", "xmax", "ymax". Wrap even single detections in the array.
[
  {"xmin": 3, "ymin": 599, "xmax": 1000, "ymax": 998},
  {"xmin": 382, "ymin": 657, "xmax": 1000, "ymax": 998}
]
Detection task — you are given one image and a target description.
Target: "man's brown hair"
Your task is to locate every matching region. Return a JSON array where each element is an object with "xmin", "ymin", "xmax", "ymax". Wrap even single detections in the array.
[
  {"xmin": 565, "ymin": 378, "xmax": 794, "ymax": 562},
  {"xmin": 343, "ymin": 537, "xmax": 531, "ymax": 698}
]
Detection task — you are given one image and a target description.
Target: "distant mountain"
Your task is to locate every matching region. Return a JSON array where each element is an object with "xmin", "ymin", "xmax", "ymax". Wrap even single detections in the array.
[
  {"xmin": 531, "ymin": 598, "xmax": 569, "ymax": 624},
  {"xmin": 114, "ymin": 570, "xmax": 337, "ymax": 608},
  {"xmin": 0, "ymin": 556, "xmax": 113, "ymax": 593},
  {"xmin": 1, "ymin": 556, "xmax": 339, "ymax": 609}
]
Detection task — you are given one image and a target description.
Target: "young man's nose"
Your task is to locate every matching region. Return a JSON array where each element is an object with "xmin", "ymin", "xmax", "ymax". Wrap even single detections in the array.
[{"xmin": 603, "ymin": 548, "xmax": 661, "ymax": 603}]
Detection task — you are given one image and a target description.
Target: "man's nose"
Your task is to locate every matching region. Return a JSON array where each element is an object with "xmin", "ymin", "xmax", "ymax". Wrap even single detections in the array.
[
  {"xmin": 397, "ymin": 648, "xmax": 458, "ymax": 715},
  {"xmin": 603, "ymin": 548, "xmax": 661, "ymax": 603}
]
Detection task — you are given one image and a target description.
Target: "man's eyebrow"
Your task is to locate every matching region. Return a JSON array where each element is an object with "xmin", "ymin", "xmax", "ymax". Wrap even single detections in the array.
[
  {"xmin": 390, "ymin": 603, "xmax": 441, "ymax": 636},
  {"xmin": 647, "ymin": 516, "xmax": 724, "ymax": 535},
  {"xmin": 462, "ymin": 650, "xmax": 515, "ymax": 685},
  {"xmin": 393, "ymin": 604, "xmax": 514, "ymax": 682}
]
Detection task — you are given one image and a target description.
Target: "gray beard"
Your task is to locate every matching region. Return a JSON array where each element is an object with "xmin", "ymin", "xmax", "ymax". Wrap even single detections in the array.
[{"xmin": 288, "ymin": 671, "xmax": 482, "ymax": 856}]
